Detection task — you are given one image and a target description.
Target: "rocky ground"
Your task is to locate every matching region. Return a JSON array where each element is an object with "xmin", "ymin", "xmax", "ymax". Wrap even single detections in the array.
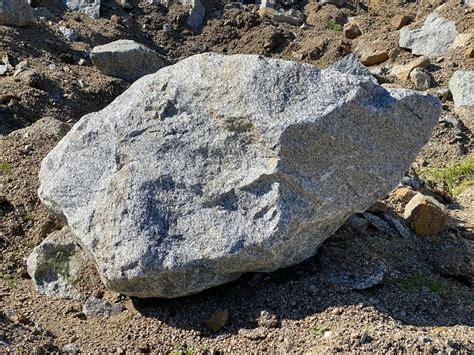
[{"xmin": 1, "ymin": 0, "xmax": 473, "ymax": 352}]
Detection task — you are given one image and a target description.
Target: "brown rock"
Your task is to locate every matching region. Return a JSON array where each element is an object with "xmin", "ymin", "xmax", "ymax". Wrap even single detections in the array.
[
  {"xmin": 403, "ymin": 193, "xmax": 448, "ymax": 236},
  {"xmin": 203, "ymin": 309, "xmax": 229, "ymax": 332},
  {"xmin": 360, "ymin": 49, "xmax": 389, "ymax": 66},
  {"xmin": 343, "ymin": 23, "xmax": 362, "ymax": 39},
  {"xmin": 391, "ymin": 14, "xmax": 412, "ymax": 30},
  {"xmin": 389, "ymin": 56, "xmax": 430, "ymax": 81},
  {"xmin": 465, "ymin": 48, "xmax": 474, "ymax": 59},
  {"xmin": 393, "ymin": 187, "xmax": 416, "ymax": 205}
]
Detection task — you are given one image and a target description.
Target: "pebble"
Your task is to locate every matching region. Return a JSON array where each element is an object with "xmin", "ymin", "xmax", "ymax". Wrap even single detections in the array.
[{"xmin": 410, "ymin": 67, "xmax": 431, "ymax": 90}]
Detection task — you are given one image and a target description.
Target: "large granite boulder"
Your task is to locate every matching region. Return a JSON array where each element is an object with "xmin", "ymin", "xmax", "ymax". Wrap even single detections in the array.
[
  {"xmin": 0, "ymin": 0, "xmax": 34, "ymax": 26},
  {"xmin": 399, "ymin": 13, "xmax": 458, "ymax": 58},
  {"xmin": 449, "ymin": 70, "xmax": 474, "ymax": 109},
  {"xmin": 37, "ymin": 53, "xmax": 441, "ymax": 298},
  {"xmin": 90, "ymin": 40, "xmax": 166, "ymax": 82}
]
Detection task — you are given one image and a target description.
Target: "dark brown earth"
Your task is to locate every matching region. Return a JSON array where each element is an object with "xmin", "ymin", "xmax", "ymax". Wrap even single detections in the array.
[{"xmin": 1, "ymin": 0, "xmax": 473, "ymax": 352}]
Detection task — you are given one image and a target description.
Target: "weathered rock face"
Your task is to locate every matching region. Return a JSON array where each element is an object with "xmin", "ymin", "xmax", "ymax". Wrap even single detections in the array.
[
  {"xmin": 0, "ymin": 0, "xmax": 34, "ymax": 27},
  {"xmin": 63, "ymin": 0, "xmax": 100, "ymax": 18},
  {"xmin": 27, "ymin": 228, "xmax": 87, "ymax": 300},
  {"xmin": 449, "ymin": 70, "xmax": 474, "ymax": 109},
  {"xmin": 38, "ymin": 53, "xmax": 441, "ymax": 298},
  {"xmin": 399, "ymin": 13, "xmax": 458, "ymax": 58},
  {"xmin": 90, "ymin": 39, "xmax": 166, "ymax": 82}
]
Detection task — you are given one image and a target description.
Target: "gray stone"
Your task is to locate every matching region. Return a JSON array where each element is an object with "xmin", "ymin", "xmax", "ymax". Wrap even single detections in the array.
[
  {"xmin": 321, "ymin": 0, "xmax": 345, "ymax": 7},
  {"xmin": 90, "ymin": 39, "xmax": 166, "ymax": 82},
  {"xmin": 328, "ymin": 53, "xmax": 373, "ymax": 78},
  {"xmin": 82, "ymin": 297, "xmax": 123, "ymax": 318},
  {"xmin": 59, "ymin": 26, "xmax": 79, "ymax": 42},
  {"xmin": 26, "ymin": 228, "xmax": 86, "ymax": 300},
  {"xmin": 62, "ymin": 344, "xmax": 80, "ymax": 353},
  {"xmin": 10, "ymin": 117, "xmax": 70, "ymax": 139},
  {"xmin": 399, "ymin": 13, "xmax": 458, "ymax": 58},
  {"xmin": 410, "ymin": 67, "xmax": 431, "ymax": 90},
  {"xmin": 330, "ymin": 260, "xmax": 386, "ymax": 290},
  {"xmin": 179, "ymin": 0, "xmax": 205, "ymax": 30},
  {"xmin": 448, "ymin": 70, "xmax": 474, "ymax": 109},
  {"xmin": 0, "ymin": 0, "xmax": 34, "ymax": 26},
  {"xmin": 62, "ymin": 0, "xmax": 100, "ymax": 18},
  {"xmin": 38, "ymin": 53, "xmax": 441, "ymax": 298},
  {"xmin": 467, "ymin": 0, "xmax": 474, "ymax": 8}
]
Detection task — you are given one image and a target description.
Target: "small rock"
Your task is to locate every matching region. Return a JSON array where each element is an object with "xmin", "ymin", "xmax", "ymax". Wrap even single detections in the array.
[
  {"xmin": 257, "ymin": 310, "xmax": 278, "ymax": 329},
  {"xmin": 403, "ymin": 193, "xmax": 448, "ymax": 235},
  {"xmin": 63, "ymin": 0, "xmax": 100, "ymax": 18},
  {"xmin": 391, "ymin": 14, "xmax": 412, "ymax": 30},
  {"xmin": 118, "ymin": 0, "xmax": 133, "ymax": 10},
  {"xmin": 410, "ymin": 67, "xmax": 431, "ymax": 90},
  {"xmin": 383, "ymin": 213, "xmax": 411, "ymax": 238},
  {"xmin": 203, "ymin": 309, "xmax": 228, "ymax": 333},
  {"xmin": 343, "ymin": 23, "xmax": 361, "ymax": 39},
  {"xmin": 359, "ymin": 49, "xmax": 389, "ymax": 66},
  {"xmin": 401, "ymin": 176, "xmax": 423, "ymax": 190},
  {"xmin": 180, "ymin": 0, "xmax": 206, "ymax": 30},
  {"xmin": 399, "ymin": 13, "xmax": 458, "ymax": 58},
  {"xmin": 90, "ymin": 39, "xmax": 166, "ymax": 82},
  {"xmin": 27, "ymin": 227, "xmax": 86, "ymax": 300},
  {"xmin": 389, "ymin": 56, "xmax": 430, "ymax": 81},
  {"xmin": 59, "ymin": 26, "xmax": 79, "ymax": 42},
  {"xmin": 82, "ymin": 297, "xmax": 124, "ymax": 318},
  {"xmin": 238, "ymin": 328, "xmax": 267, "ymax": 340},
  {"xmin": 62, "ymin": 343, "xmax": 80, "ymax": 353},
  {"xmin": 0, "ymin": 0, "xmax": 34, "ymax": 26},
  {"xmin": 393, "ymin": 187, "xmax": 416, "ymax": 204},
  {"xmin": 330, "ymin": 260, "xmax": 386, "ymax": 290},
  {"xmin": 449, "ymin": 70, "xmax": 474, "ymax": 109},
  {"xmin": 465, "ymin": 48, "xmax": 474, "ymax": 59},
  {"xmin": 320, "ymin": 0, "xmax": 345, "ymax": 7},
  {"xmin": 363, "ymin": 212, "xmax": 397, "ymax": 236}
]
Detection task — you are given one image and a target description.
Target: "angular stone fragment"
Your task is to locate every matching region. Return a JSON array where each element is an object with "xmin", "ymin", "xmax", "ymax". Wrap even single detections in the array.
[
  {"xmin": 343, "ymin": 23, "xmax": 361, "ymax": 39},
  {"xmin": 26, "ymin": 228, "xmax": 86, "ymax": 300},
  {"xmin": 38, "ymin": 53, "xmax": 441, "ymax": 298},
  {"xmin": 359, "ymin": 49, "xmax": 389, "ymax": 66},
  {"xmin": 389, "ymin": 56, "xmax": 430, "ymax": 81},
  {"xmin": 82, "ymin": 297, "xmax": 124, "ymax": 318},
  {"xmin": 448, "ymin": 70, "xmax": 474, "ymax": 109},
  {"xmin": 62, "ymin": 0, "xmax": 100, "ymax": 18},
  {"xmin": 0, "ymin": 0, "xmax": 34, "ymax": 27},
  {"xmin": 391, "ymin": 14, "xmax": 412, "ymax": 30},
  {"xmin": 90, "ymin": 39, "xmax": 166, "ymax": 82},
  {"xmin": 399, "ymin": 13, "xmax": 458, "ymax": 58}
]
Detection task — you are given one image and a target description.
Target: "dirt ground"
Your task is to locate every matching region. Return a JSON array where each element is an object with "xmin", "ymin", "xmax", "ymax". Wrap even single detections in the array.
[{"xmin": 1, "ymin": 0, "xmax": 473, "ymax": 352}]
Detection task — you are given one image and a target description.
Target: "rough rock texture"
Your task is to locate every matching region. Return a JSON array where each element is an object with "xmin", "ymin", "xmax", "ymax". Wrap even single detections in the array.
[
  {"xmin": 389, "ymin": 56, "xmax": 430, "ymax": 81},
  {"xmin": 26, "ymin": 228, "xmax": 87, "ymax": 300},
  {"xmin": 90, "ymin": 39, "xmax": 166, "ymax": 82},
  {"xmin": 328, "ymin": 53, "xmax": 373, "ymax": 78},
  {"xmin": 403, "ymin": 193, "xmax": 448, "ymax": 236},
  {"xmin": 410, "ymin": 68, "xmax": 431, "ymax": 90},
  {"xmin": 448, "ymin": 70, "xmax": 474, "ymax": 108},
  {"xmin": 399, "ymin": 13, "xmax": 458, "ymax": 58},
  {"xmin": 359, "ymin": 49, "xmax": 388, "ymax": 66},
  {"xmin": 180, "ymin": 0, "xmax": 205, "ymax": 30},
  {"xmin": 0, "ymin": 0, "xmax": 34, "ymax": 27},
  {"xmin": 63, "ymin": 0, "xmax": 100, "ymax": 18},
  {"xmin": 37, "ymin": 53, "xmax": 441, "ymax": 298}
]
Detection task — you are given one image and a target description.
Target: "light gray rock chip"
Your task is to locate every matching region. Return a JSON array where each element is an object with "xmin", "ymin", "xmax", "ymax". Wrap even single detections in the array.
[
  {"xmin": 0, "ymin": 0, "xmax": 34, "ymax": 26},
  {"xmin": 448, "ymin": 70, "xmax": 474, "ymax": 109},
  {"xmin": 90, "ymin": 39, "xmax": 166, "ymax": 82},
  {"xmin": 62, "ymin": 0, "xmax": 100, "ymax": 18},
  {"xmin": 26, "ymin": 227, "xmax": 86, "ymax": 300},
  {"xmin": 330, "ymin": 260, "xmax": 386, "ymax": 290},
  {"xmin": 399, "ymin": 13, "xmax": 458, "ymax": 58},
  {"xmin": 38, "ymin": 53, "xmax": 441, "ymax": 298}
]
